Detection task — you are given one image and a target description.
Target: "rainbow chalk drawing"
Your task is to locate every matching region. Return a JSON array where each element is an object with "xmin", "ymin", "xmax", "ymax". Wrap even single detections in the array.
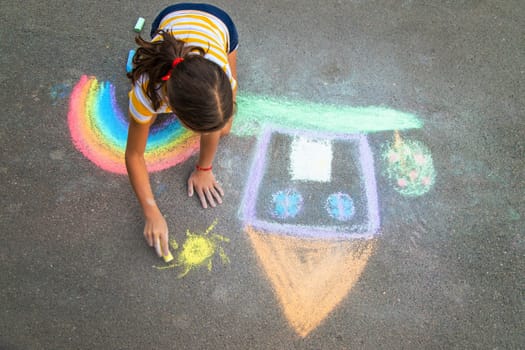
[
  {"xmin": 154, "ymin": 219, "xmax": 230, "ymax": 278},
  {"xmin": 67, "ymin": 75, "xmax": 199, "ymax": 174}
]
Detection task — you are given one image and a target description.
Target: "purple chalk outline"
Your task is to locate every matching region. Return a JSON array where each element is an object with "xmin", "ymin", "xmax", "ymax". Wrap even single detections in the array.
[{"xmin": 239, "ymin": 125, "xmax": 381, "ymax": 240}]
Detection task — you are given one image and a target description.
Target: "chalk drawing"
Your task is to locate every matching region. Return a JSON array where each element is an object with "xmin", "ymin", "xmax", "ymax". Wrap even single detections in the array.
[
  {"xmin": 154, "ymin": 219, "xmax": 230, "ymax": 278},
  {"xmin": 66, "ymin": 75, "xmax": 433, "ymax": 337},
  {"xmin": 239, "ymin": 126, "xmax": 380, "ymax": 336},
  {"xmin": 326, "ymin": 193, "xmax": 355, "ymax": 221},
  {"xmin": 508, "ymin": 208, "xmax": 520, "ymax": 221},
  {"xmin": 241, "ymin": 127, "xmax": 380, "ymax": 240},
  {"xmin": 270, "ymin": 189, "xmax": 304, "ymax": 219},
  {"xmin": 246, "ymin": 227, "xmax": 376, "ymax": 337},
  {"xmin": 238, "ymin": 107, "xmax": 428, "ymax": 336},
  {"xmin": 290, "ymin": 137, "xmax": 332, "ymax": 182},
  {"xmin": 50, "ymin": 83, "xmax": 71, "ymax": 105},
  {"xmin": 381, "ymin": 131, "xmax": 435, "ymax": 196},
  {"xmin": 67, "ymin": 76, "xmax": 423, "ymax": 175},
  {"xmin": 68, "ymin": 75, "xmax": 199, "ymax": 174},
  {"xmin": 233, "ymin": 93, "xmax": 423, "ymax": 137}
]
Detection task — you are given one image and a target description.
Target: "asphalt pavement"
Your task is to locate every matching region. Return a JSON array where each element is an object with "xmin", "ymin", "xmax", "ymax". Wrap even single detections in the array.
[{"xmin": 1, "ymin": 1, "xmax": 523, "ymax": 349}]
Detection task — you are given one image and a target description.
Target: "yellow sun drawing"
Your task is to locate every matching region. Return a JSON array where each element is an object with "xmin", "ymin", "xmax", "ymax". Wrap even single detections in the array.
[{"xmin": 154, "ymin": 219, "xmax": 230, "ymax": 278}]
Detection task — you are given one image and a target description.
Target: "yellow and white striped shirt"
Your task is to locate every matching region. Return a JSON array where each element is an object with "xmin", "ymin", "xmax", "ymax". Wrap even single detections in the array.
[{"xmin": 129, "ymin": 9, "xmax": 237, "ymax": 124}]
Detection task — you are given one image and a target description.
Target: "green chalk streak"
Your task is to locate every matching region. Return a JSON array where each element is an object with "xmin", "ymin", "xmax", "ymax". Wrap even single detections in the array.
[
  {"xmin": 508, "ymin": 208, "xmax": 520, "ymax": 221},
  {"xmin": 233, "ymin": 93, "xmax": 423, "ymax": 136}
]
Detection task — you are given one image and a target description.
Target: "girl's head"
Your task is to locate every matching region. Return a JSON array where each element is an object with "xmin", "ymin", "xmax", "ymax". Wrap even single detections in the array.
[{"xmin": 128, "ymin": 30, "xmax": 234, "ymax": 133}]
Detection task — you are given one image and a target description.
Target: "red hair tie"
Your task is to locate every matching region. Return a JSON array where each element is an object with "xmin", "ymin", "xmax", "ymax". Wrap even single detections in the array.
[{"xmin": 161, "ymin": 57, "xmax": 184, "ymax": 81}]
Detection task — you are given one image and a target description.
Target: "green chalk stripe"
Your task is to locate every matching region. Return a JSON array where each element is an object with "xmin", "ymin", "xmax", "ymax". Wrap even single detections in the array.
[{"xmin": 233, "ymin": 93, "xmax": 423, "ymax": 136}]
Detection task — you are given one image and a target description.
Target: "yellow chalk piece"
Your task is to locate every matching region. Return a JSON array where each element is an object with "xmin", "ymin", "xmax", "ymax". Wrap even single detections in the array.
[{"xmin": 163, "ymin": 251, "xmax": 174, "ymax": 263}]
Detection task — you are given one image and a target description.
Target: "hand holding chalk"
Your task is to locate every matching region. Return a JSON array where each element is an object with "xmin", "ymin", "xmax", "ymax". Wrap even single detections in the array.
[
  {"xmin": 143, "ymin": 210, "xmax": 170, "ymax": 259},
  {"xmin": 155, "ymin": 237, "xmax": 173, "ymax": 263}
]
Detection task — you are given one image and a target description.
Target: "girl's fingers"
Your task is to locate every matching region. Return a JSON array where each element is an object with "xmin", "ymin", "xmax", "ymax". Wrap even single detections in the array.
[
  {"xmin": 205, "ymin": 189, "xmax": 216, "ymax": 208},
  {"xmin": 210, "ymin": 188, "xmax": 223, "ymax": 204},
  {"xmin": 196, "ymin": 189, "xmax": 208, "ymax": 209},
  {"xmin": 187, "ymin": 178, "xmax": 194, "ymax": 197},
  {"xmin": 154, "ymin": 236, "xmax": 162, "ymax": 257},
  {"xmin": 161, "ymin": 234, "xmax": 170, "ymax": 257},
  {"xmin": 144, "ymin": 231, "xmax": 153, "ymax": 247},
  {"xmin": 214, "ymin": 182, "xmax": 224, "ymax": 197}
]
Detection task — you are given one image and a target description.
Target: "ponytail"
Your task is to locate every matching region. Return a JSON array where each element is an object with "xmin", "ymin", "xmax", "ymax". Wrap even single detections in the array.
[
  {"xmin": 127, "ymin": 30, "xmax": 205, "ymax": 110},
  {"xmin": 127, "ymin": 30, "xmax": 233, "ymax": 133}
]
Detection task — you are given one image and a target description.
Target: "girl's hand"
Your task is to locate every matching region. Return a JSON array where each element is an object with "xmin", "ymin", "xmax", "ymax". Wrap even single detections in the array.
[
  {"xmin": 143, "ymin": 210, "xmax": 170, "ymax": 257},
  {"xmin": 187, "ymin": 169, "xmax": 224, "ymax": 209}
]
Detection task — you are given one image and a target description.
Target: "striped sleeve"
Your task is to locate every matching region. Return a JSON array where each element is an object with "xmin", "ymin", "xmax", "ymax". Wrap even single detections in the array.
[{"xmin": 128, "ymin": 76, "xmax": 171, "ymax": 124}]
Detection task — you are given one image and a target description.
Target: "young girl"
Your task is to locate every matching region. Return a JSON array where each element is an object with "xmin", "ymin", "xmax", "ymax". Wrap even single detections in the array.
[{"xmin": 125, "ymin": 3, "xmax": 238, "ymax": 258}]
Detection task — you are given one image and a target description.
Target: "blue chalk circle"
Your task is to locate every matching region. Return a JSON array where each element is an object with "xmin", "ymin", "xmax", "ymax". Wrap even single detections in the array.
[
  {"xmin": 326, "ymin": 193, "xmax": 355, "ymax": 221},
  {"xmin": 126, "ymin": 49, "xmax": 136, "ymax": 73},
  {"xmin": 270, "ymin": 189, "xmax": 303, "ymax": 219}
]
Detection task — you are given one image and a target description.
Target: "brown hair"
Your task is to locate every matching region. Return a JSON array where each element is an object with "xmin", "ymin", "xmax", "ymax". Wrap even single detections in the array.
[{"xmin": 127, "ymin": 30, "xmax": 233, "ymax": 132}]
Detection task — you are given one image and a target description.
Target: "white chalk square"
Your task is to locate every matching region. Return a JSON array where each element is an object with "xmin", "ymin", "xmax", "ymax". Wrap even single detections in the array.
[{"xmin": 290, "ymin": 137, "xmax": 332, "ymax": 182}]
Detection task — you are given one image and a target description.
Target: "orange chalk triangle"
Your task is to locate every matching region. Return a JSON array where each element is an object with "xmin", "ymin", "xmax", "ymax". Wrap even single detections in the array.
[{"xmin": 246, "ymin": 226, "xmax": 376, "ymax": 337}]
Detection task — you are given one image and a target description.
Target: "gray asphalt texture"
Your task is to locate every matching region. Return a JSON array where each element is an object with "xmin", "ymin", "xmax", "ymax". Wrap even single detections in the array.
[{"xmin": 1, "ymin": 1, "xmax": 524, "ymax": 349}]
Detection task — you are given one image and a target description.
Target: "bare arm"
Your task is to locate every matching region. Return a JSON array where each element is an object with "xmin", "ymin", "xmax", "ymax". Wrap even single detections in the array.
[
  {"xmin": 125, "ymin": 116, "xmax": 170, "ymax": 257},
  {"xmin": 221, "ymin": 49, "xmax": 238, "ymax": 136},
  {"xmin": 228, "ymin": 49, "xmax": 238, "ymax": 98}
]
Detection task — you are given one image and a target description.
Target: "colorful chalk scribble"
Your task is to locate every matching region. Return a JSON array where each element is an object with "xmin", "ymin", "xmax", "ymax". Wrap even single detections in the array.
[
  {"xmin": 67, "ymin": 75, "xmax": 199, "ymax": 174},
  {"xmin": 240, "ymin": 127, "xmax": 380, "ymax": 336},
  {"xmin": 67, "ymin": 75, "xmax": 423, "ymax": 174},
  {"xmin": 382, "ymin": 131, "xmax": 436, "ymax": 196},
  {"xmin": 242, "ymin": 127, "xmax": 380, "ymax": 240},
  {"xmin": 154, "ymin": 219, "xmax": 230, "ymax": 278},
  {"xmin": 66, "ymin": 74, "xmax": 434, "ymax": 337}
]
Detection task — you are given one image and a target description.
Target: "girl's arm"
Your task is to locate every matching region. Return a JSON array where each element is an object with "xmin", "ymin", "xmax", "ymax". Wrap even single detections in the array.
[
  {"xmin": 125, "ymin": 116, "xmax": 170, "ymax": 257},
  {"xmin": 222, "ymin": 49, "xmax": 237, "ymax": 135}
]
